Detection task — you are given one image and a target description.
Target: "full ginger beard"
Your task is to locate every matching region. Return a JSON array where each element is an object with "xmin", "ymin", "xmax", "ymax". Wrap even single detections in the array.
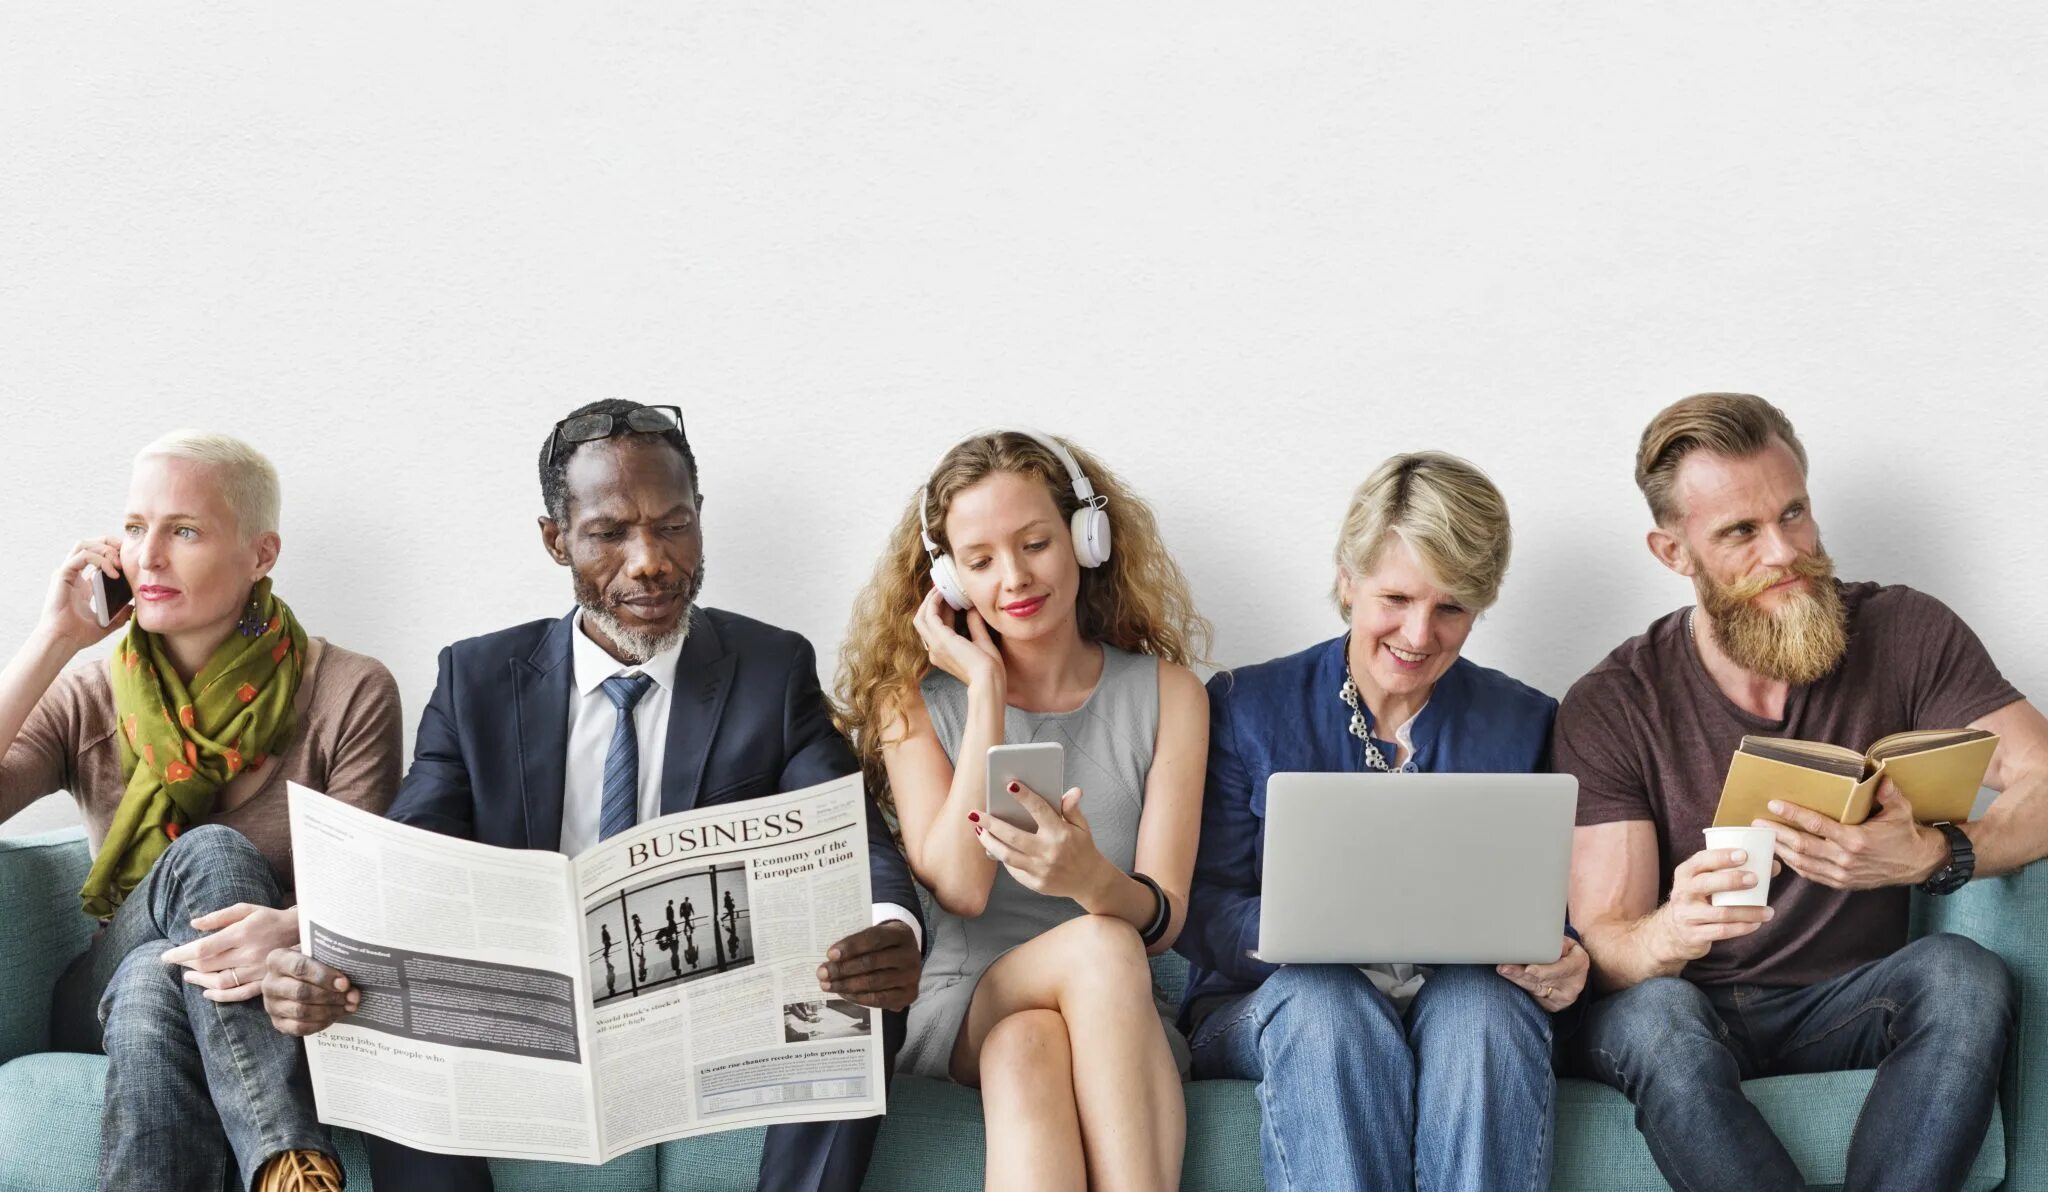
[
  {"xmin": 1694, "ymin": 548, "xmax": 1849, "ymax": 686},
  {"xmin": 576, "ymin": 559, "xmax": 705, "ymax": 664}
]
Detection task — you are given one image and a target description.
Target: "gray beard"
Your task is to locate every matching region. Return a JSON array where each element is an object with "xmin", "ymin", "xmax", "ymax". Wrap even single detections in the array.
[
  {"xmin": 584, "ymin": 603, "xmax": 691, "ymax": 664},
  {"xmin": 578, "ymin": 558, "xmax": 704, "ymax": 665}
]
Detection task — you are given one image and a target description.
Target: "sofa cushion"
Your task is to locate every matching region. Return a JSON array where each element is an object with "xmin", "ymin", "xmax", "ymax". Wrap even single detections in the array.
[
  {"xmin": 0, "ymin": 1051, "xmax": 102, "ymax": 1191},
  {"xmin": 1553, "ymin": 1072, "xmax": 2005, "ymax": 1192},
  {"xmin": 655, "ymin": 1125, "xmax": 766, "ymax": 1191},
  {"xmin": 0, "ymin": 830, "xmax": 96, "ymax": 1064},
  {"xmin": 655, "ymin": 1074, "xmax": 1265, "ymax": 1191}
]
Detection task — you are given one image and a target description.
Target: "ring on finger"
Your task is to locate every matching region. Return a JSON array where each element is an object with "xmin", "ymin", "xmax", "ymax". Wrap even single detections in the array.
[{"xmin": 223, "ymin": 966, "xmax": 241, "ymax": 989}]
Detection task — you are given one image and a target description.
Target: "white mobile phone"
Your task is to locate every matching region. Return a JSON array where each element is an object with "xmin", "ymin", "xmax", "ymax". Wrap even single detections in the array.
[
  {"xmin": 985, "ymin": 742, "xmax": 1066, "ymax": 833},
  {"xmin": 85, "ymin": 565, "xmax": 133, "ymax": 629}
]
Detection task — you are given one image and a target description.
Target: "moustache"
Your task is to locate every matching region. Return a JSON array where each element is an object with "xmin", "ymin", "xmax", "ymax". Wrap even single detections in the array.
[
  {"xmin": 604, "ymin": 575, "xmax": 695, "ymax": 610},
  {"xmin": 1720, "ymin": 553, "xmax": 1833, "ymax": 603}
]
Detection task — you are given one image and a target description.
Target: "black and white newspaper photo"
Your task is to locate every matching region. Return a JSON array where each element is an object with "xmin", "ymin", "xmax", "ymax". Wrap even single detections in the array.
[
  {"xmin": 584, "ymin": 860, "xmax": 754, "ymax": 1006},
  {"xmin": 286, "ymin": 775, "xmax": 886, "ymax": 1165}
]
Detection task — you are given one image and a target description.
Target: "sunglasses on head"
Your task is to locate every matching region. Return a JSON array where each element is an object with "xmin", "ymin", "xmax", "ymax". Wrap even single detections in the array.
[{"xmin": 546, "ymin": 405, "xmax": 685, "ymax": 467}]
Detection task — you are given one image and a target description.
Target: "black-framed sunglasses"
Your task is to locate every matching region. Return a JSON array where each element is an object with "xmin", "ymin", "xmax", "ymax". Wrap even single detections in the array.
[{"xmin": 545, "ymin": 405, "xmax": 685, "ymax": 467}]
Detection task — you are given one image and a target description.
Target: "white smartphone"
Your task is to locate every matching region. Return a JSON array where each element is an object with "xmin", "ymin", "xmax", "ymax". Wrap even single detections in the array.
[
  {"xmin": 985, "ymin": 742, "xmax": 1066, "ymax": 833},
  {"xmin": 84, "ymin": 564, "xmax": 133, "ymax": 629}
]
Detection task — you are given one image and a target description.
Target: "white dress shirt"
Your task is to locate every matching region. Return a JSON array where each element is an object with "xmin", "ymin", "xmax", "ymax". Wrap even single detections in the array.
[
  {"xmin": 560, "ymin": 611, "xmax": 920, "ymax": 947},
  {"xmin": 560, "ymin": 611, "xmax": 683, "ymax": 859}
]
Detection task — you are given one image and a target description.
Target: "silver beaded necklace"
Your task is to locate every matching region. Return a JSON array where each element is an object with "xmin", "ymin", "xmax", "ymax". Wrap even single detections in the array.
[{"xmin": 1337, "ymin": 661, "xmax": 1396, "ymax": 774}]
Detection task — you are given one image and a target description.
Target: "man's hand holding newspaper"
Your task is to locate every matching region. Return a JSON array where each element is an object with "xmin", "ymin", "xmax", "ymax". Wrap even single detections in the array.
[{"xmin": 268, "ymin": 775, "xmax": 901, "ymax": 1164}]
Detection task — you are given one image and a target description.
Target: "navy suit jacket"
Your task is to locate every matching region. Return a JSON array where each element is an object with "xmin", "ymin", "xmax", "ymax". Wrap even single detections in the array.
[
  {"xmin": 386, "ymin": 606, "xmax": 921, "ymax": 921},
  {"xmin": 1175, "ymin": 636, "xmax": 1558, "ymax": 1020}
]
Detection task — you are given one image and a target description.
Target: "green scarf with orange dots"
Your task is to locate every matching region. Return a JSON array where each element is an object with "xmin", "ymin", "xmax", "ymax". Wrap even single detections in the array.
[{"xmin": 81, "ymin": 578, "xmax": 308, "ymax": 918}]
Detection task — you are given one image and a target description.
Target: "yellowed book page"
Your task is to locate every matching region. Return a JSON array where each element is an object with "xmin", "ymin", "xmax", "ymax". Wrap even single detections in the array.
[
  {"xmin": 1867, "ymin": 728, "xmax": 1995, "ymax": 761},
  {"xmin": 1738, "ymin": 737, "xmax": 1867, "ymax": 779},
  {"xmin": 1713, "ymin": 751, "xmax": 1867, "ymax": 828}
]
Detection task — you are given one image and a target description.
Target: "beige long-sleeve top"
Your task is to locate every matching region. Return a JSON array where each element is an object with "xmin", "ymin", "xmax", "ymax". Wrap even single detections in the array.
[{"xmin": 1, "ymin": 637, "xmax": 404, "ymax": 893}]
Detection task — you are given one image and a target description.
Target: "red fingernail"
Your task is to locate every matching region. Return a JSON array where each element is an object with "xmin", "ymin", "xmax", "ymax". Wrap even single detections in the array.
[
  {"xmin": 974, "ymin": 826, "xmax": 984, "ymax": 836},
  {"xmin": 1007, "ymin": 782, "xmax": 1019, "ymax": 794},
  {"xmin": 967, "ymin": 811, "xmax": 980, "ymax": 823}
]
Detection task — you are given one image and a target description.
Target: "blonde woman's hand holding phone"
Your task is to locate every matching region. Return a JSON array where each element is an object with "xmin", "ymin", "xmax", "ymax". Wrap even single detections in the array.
[
  {"xmin": 43, "ymin": 536, "xmax": 130, "ymax": 650},
  {"xmin": 972, "ymin": 780, "xmax": 1115, "ymax": 904},
  {"xmin": 2, "ymin": 537, "xmax": 128, "ymax": 766}
]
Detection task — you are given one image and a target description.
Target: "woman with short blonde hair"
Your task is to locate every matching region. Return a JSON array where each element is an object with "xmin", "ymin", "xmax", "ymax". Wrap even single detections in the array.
[
  {"xmin": 1178, "ymin": 450, "xmax": 1583, "ymax": 1191},
  {"xmin": 0, "ymin": 431, "xmax": 402, "ymax": 1192},
  {"xmin": 1333, "ymin": 450, "xmax": 1513, "ymax": 616}
]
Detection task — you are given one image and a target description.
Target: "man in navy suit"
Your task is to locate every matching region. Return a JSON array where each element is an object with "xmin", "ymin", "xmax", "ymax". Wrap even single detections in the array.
[{"xmin": 261, "ymin": 400, "xmax": 924, "ymax": 1191}]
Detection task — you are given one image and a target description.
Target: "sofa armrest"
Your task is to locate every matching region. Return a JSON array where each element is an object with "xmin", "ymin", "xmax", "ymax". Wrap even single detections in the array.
[
  {"xmin": 1913, "ymin": 861, "xmax": 2048, "ymax": 1190},
  {"xmin": 0, "ymin": 829, "xmax": 96, "ymax": 1064}
]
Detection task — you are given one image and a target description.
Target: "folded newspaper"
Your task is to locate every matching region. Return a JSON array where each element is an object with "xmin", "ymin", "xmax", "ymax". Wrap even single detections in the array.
[{"xmin": 286, "ymin": 776, "xmax": 886, "ymax": 1164}]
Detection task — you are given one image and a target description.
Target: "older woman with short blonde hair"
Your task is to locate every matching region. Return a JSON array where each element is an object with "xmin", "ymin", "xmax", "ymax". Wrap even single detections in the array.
[
  {"xmin": 1176, "ymin": 451, "xmax": 1586, "ymax": 1192},
  {"xmin": 0, "ymin": 431, "xmax": 402, "ymax": 1192}
]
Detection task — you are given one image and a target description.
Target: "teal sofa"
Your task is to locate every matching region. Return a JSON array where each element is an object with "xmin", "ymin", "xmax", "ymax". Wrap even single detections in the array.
[{"xmin": 2, "ymin": 826, "xmax": 2038, "ymax": 1190}]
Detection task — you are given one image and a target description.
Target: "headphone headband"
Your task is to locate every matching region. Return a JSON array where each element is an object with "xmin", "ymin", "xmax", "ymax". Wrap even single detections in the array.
[
  {"xmin": 919, "ymin": 428, "xmax": 1098, "ymax": 546},
  {"xmin": 918, "ymin": 480, "xmax": 941, "ymax": 552},
  {"xmin": 1006, "ymin": 427, "xmax": 1098, "ymax": 506}
]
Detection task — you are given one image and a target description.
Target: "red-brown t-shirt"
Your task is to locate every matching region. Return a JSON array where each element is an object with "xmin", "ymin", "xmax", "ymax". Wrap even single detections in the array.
[{"xmin": 1556, "ymin": 582, "xmax": 2022, "ymax": 987}]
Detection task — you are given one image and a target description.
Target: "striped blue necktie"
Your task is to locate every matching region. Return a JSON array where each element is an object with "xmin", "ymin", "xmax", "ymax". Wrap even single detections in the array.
[{"xmin": 597, "ymin": 673, "xmax": 655, "ymax": 841}]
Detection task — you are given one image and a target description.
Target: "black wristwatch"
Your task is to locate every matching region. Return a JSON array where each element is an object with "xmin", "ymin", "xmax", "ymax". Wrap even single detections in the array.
[{"xmin": 1918, "ymin": 821, "xmax": 1976, "ymax": 896}]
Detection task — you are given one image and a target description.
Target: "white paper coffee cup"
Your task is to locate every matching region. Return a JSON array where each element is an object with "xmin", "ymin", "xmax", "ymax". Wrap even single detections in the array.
[{"xmin": 1703, "ymin": 826, "xmax": 1776, "ymax": 907}]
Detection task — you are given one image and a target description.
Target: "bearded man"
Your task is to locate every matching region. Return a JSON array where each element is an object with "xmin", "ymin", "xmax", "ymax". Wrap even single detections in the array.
[
  {"xmin": 1556, "ymin": 393, "xmax": 2048, "ymax": 1192},
  {"xmin": 259, "ymin": 400, "xmax": 923, "ymax": 1192}
]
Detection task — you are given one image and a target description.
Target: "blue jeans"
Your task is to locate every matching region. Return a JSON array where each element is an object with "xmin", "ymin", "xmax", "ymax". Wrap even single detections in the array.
[
  {"xmin": 49, "ymin": 825, "xmax": 331, "ymax": 1192},
  {"xmin": 1188, "ymin": 964, "xmax": 1556, "ymax": 1192},
  {"xmin": 1569, "ymin": 933, "xmax": 2014, "ymax": 1192}
]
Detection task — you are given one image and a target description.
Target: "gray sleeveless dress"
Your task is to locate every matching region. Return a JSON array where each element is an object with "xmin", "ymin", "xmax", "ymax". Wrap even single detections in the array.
[{"xmin": 897, "ymin": 643, "xmax": 1192, "ymax": 1081}]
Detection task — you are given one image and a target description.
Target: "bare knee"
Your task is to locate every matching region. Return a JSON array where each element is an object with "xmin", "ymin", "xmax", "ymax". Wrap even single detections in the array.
[
  {"xmin": 1046, "ymin": 914, "xmax": 1148, "ymax": 992},
  {"xmin": 980, "ymin": 1009, "xmax": 1073, "ymax": 1091}
]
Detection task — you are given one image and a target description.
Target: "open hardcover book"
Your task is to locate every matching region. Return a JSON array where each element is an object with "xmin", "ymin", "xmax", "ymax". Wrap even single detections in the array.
[
  {"xmin": 1712, "ymin": 729, "xmax": 1999, "ymax": 828},
  {"xmin": 286, "ymin": 775, "xmax": 885, "ymax": 1165}
]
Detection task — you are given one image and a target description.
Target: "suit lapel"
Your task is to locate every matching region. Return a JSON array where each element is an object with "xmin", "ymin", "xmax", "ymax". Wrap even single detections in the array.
[
  {"xmin": 513, "ymin": 612, "xmax": 576, "ymax": 852},
  {"xmin": 659, "ymin": 610, "xmax": 734, "ymax": 816}
]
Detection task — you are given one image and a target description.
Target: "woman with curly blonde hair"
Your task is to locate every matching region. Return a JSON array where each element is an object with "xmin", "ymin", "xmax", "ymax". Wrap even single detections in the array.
[{"xmin": 837, "ymin": 429, "xmax": 1209, "ymax": 1191}]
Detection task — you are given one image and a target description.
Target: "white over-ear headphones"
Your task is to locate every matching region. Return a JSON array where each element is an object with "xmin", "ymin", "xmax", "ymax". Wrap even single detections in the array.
[{"xmin": 919, "ymin": 429, "xmax": 1112, "ymax": 611}]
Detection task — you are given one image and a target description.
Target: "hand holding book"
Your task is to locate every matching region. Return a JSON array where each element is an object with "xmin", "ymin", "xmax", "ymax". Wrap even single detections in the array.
[{"xmin": 1754, "ymin": 781, "xmax": 1952, "ymax": 892}]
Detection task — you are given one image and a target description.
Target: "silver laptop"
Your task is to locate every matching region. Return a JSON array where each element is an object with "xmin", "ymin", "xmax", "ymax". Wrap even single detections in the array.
[{"xmin": 1253, "ymin": 772, "xmax": 1578, "ymax": 965}]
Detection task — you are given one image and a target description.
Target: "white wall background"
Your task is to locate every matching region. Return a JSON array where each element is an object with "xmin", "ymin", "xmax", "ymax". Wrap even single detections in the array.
[{"xmin": 5, "ymin": 5, "xmax": 2044, "ymax": 834}]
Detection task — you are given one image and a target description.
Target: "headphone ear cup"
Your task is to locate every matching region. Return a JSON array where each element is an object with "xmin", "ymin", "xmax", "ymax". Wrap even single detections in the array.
[
  {"xmin": 930, "ymin": 554, "xmax": 970, "ymax": 611},
  {"xmin": 1070, "ymin": 507, "xmax": 1111, "ymax": 569}
]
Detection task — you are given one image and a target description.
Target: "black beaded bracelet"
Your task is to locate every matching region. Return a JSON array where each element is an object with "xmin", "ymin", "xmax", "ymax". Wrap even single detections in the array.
[{"xmin": 1131, "ymin": 871, "xmax": 1170, "ymax": 947}]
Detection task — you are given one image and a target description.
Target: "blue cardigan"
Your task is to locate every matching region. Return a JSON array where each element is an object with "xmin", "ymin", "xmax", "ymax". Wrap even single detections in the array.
[{"xmin": 1175, "ymin": 634, "xmax": 1559, "ymax": 1019}]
